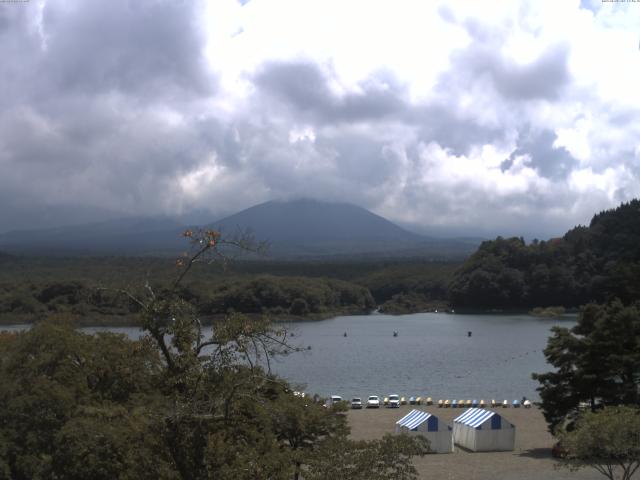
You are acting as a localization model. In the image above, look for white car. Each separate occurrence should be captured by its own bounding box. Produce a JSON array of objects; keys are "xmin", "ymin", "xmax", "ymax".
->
[
  {"xmin": 388, "ymin": 394, "xmax": 400, "ymax": 408},
  {"xmin": 367, "ymin": 395, "xmax": 381, "ymax": 408},
  {"xmin": 351, "ymin": 397, "xmax": 363, "ymax": 409}
]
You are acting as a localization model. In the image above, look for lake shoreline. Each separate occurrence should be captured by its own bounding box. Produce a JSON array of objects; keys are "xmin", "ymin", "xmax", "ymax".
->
[{"xmin": 0, "ymin": 306, "xmax": 578, "ymax": 328}]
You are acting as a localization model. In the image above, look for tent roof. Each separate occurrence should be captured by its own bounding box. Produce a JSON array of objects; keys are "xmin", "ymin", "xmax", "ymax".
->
[
  {"xmin": 454, "ymin": 408, "xmax": 497, "ymax": 428},
  {"xmin": 396, "ymin": 409, "xmax": 432, "ymax": 429}
]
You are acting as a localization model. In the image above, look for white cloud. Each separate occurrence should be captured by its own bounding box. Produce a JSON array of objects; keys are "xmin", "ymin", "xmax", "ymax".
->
[{"xmin": 0, "ymin": 0, "xmax": 639, "ymax": 237}]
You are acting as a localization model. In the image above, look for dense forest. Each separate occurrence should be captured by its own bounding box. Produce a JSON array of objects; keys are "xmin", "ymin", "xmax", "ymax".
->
[
  {"xmin": 2, "ymin": 199, "xmax": 640, "ymax": 323},
  {"xmin": 0, "ymin": 255, "xmax": 455, "ymax": 324},
  {"xmin": 449, "ymin": 200, "xmax": 640, "ymax": 309}
]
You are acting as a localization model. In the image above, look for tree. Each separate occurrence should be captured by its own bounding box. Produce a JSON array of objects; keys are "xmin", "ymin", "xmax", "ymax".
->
[
  {"xmin": 0, "ymin": 229, "xmax": 430, "ymax": 479},
  {"xmin": 0, "ymin": 317, "xmax": 167, "ymax": 479},
  {"xmin": 557, "ymin": 406, "xmax": 640, "ymax": 480},
  {"xmin": 271, "ymin": 394, "xmax": 349, "ymax": 480},
  {"xmin": 533, "ymin": 301, "xmax": 640, "ymax": 433},
  {"xmin": 304, "ymin": 434, "xmax": 430, "ymax": 480}
]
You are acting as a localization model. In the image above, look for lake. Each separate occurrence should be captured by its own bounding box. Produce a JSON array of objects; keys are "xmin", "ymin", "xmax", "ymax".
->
[{"xmin": 2, "ymin": 312, "xmax": 574, "ymax": 402}]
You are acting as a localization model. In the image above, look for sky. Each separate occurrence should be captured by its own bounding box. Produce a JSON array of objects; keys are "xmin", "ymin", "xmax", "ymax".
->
[{"xmin": 0, "ymin": 0, "xmax": 639, "ymax": 238}]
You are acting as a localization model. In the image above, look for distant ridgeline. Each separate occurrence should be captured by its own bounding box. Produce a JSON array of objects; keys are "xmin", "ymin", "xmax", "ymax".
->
[{"xmin": 449, "ymin": 200, "xmax": 640, "ymax": 309}]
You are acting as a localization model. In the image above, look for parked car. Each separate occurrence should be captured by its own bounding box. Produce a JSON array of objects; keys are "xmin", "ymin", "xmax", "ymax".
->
[
  {"xmin": 366, "ymin": 395, "xmax": 380, "ymax": 408},
  {"xmin": 323, "ymin": 395, "xmax": 343, "ymax": 407},
  {"xmin": 387, "ymin": 394, "xmax": 400, "ymax": 408},
  {"xmin": 351, "ymin": 397, "xmax": 363, "ymax": 409}
]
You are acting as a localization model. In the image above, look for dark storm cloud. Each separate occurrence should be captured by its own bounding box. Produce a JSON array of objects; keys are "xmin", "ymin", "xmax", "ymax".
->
[
  {"xmin": 412, "ymin": 104, "xmax": 505, "ymax": 156},
  {"xmin": 505, "ymin": 129, "xmax": 578, "ymax": 180},
  {"xmin": 253, "ymin": 59, "xmax": 507, "ymax": 156},
  {"xmin": 38, "ymin": 0, "xmax": 214, "ymax": 100},
  {"xmin": 493, "ymin": 44, "xmax": 571, "ymax": 100},
  {"xmin": 253, "ymin": 60, "xmax": 407, "ymax": 123},
  {"xmin": 444, "ymin": 41, "xmax": 571, "ymax": 101},
  {"xmin": 0, "ymin": 0, "xmax": 221, "ymax": 231}
]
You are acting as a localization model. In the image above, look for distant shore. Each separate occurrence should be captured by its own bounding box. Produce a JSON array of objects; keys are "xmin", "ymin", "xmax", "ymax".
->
[{"xmin": 0, "ymin": 307, "xmax": 579, "ymax": 328}]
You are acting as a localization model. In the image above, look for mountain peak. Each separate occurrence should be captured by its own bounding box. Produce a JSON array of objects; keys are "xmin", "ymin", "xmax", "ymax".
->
[{"xmin": 212, "ymin": 198, "xmax": 421, "ymax": 245}]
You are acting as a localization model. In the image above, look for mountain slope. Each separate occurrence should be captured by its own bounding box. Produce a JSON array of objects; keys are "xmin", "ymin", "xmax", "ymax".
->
[
  {"xmin": 212, "ymin": 198, "xmax": 419, "ymax": 242},
  {"xmin": 0, "ymin": 199, "xmax": 479, "ymax": 258}
]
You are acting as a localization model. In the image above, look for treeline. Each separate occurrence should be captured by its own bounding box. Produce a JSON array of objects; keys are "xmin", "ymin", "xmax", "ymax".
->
[
  {"xmin": 0, "ymin": 254, "xmax": 459, "ymax": 324},
  {"xmin": 4, "ymin": 198, "xmax": 640, "ymax": 320},
  {"xmin": 0, "ymin": 276, "xmax": 375, "ymax": 325},
  {"xmin": 204, "ymin": 276, "xmax": 375, "ymax": 318},
  {"xmin": 449, "ymin": 200, "xmax": 640, "ymax": 309}
]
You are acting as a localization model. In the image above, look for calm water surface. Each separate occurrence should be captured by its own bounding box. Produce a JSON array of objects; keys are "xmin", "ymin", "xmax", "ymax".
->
[
  {"xmin": 3, "ymin": 312, "xmax": 574, "ymax": 401},
  {"xmin": 271, "ymin": 312, "xmax": 574, "ymax": 401}
]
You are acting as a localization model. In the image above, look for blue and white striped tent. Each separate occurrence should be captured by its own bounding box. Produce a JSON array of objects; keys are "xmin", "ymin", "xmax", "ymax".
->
[
  {"xmin": 396, "ymin": 409, "xmax": 453, "ymax": 453},
  {"xmin": 453, "ymin": 408, "xmax": 515, "ymax": 452}
]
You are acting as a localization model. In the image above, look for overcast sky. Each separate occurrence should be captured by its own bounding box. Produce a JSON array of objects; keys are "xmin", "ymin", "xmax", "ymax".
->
[{"xmin": 1, "ymin": 0, "xmax": 639, "ymax": 238}]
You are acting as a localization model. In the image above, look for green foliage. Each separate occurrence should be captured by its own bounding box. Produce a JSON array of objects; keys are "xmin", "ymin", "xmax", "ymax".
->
[
  {"xmin": 0, "ymin": 255, "xmax": 461, "ymax": 323},
  {"xmin": 528, "ymin": 306, "xmax": 566, "ymax": 317},
  {"xmin": 533, "ymin": 300, "xmax": 640, "ymax": 433},
  {"xmin": 558, "ymin": 406, "xmax": 640, "ymax": 480},
  {"xmin": 206, "ymin": 275, "xmax": 376, "ymax": 318},
  {"xmin": 0, "ymin": 230, "xmax": 431, "ymax": 479},
  {"xmin": 305, "ymin": 434, "xmax": 430, "ymax": 480},
  {"xmin": 450, "ymin": 200, "xmax": 640, "ymax": 309},
  {"xmin": 0, "ymin": 318, "xmax": 167, "ymax": 479}
]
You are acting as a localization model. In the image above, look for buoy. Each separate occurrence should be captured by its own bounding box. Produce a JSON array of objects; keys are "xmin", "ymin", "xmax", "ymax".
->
[
  {"xmin": 393, "ymin": 331, "xmax": 398, "ymax": 337},
  {"xmin": 468, "ymin": 331, "xmax": 472, "ymax": 337},
  {"xmin": 343, "ymin": 332, "xmax": 347, "ymax": 337}
]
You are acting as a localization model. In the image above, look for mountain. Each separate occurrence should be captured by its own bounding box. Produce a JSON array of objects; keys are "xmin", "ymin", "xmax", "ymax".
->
[
  {"xmin": 209, "ymin": 199, "xmax": 477, "ymax": 258},
  {"xmin": 211, "ymin": 199, "xmax": 417, "ymax": 246},
  {"xmin": 0, "ymin": 199, "xmax": 480, "ymax": 258},
  {"xmin": 0, "ymin": 217, "xmax": 186, "ymax": 255}
]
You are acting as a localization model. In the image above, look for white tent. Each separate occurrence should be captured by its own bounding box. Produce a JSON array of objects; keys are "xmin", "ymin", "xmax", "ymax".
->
[
  {"xmin": 395, "ymin": 409, "xmax": 453, "ymax": 453},
  {"xmin": 453, "ymin": 408, "xmax": 515, "ymax": 452}
]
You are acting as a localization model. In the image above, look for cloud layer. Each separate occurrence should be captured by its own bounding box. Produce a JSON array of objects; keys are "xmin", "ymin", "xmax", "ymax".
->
[{"xmin": 1, "ymin": 0, "xmax": 639, "ymax": 237}]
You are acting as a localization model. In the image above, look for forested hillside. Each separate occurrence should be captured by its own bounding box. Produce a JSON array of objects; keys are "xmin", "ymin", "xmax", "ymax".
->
[
  {"xmin": 449, "ymin": 200, "xmax": 640, "ymax": 309},
  {"xmin": 0, "ymin": 256, "xmax": 445, "ymax": 324}
]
